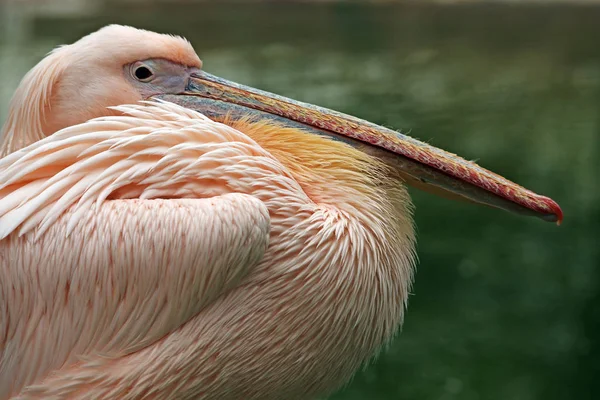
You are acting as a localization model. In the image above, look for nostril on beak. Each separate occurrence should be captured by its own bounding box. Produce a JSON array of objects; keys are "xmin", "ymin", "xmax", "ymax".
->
[{"xmin": 188, "ymin": 68, "xmax": 202, "ymax": 79}]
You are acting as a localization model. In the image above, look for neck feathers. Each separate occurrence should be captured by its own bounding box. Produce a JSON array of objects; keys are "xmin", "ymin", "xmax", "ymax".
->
[
  {"xmin": 221, "ymin": 118, "xmax": 389, "ymax": 207},
  {"xmin": 1, "ymin": 48, "xmax": 65, "ymax": 157}
]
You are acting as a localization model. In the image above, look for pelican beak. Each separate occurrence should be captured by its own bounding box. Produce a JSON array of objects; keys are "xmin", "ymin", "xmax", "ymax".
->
[{"xmin": 157, "ymin": 70, "xmax": 563, "ymax": 225}]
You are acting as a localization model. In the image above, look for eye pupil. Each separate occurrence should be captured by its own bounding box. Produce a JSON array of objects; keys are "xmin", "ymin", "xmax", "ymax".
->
[{"xmin": 134, "ymin": 66, "xmax": 153, "ymax": 81}]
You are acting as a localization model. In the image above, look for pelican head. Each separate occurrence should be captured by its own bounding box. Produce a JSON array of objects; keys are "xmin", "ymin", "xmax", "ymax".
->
[
  {"xmin": 1, "ymin": 24, "xmax": 562, "ymax": 224},
  {"xmin": 0, "ymin": 25, "xmax": 202, "ymax": 155}
]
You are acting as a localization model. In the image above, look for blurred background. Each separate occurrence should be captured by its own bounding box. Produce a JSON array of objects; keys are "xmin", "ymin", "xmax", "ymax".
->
[{"xmin": 1, "ymin": 0, "xmax": 598, "ymax": 399}]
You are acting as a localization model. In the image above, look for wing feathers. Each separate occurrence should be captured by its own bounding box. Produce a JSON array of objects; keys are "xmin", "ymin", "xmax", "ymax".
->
[
  {"xmin": 1, "ymin": 196, "xmax": 270, "ymax": 397},
  {"xmin": 0, "ymin": 101, "xmax": 270, "ymax": 240},
  {"xmin": 0, "ymin": 101, "xmax": 274, "ymax": 396}
]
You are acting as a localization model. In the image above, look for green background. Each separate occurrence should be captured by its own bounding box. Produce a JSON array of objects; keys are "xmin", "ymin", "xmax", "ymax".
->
[{"xmin": 1, "ymin": 2, "xmax": 597, "ymax": 399}]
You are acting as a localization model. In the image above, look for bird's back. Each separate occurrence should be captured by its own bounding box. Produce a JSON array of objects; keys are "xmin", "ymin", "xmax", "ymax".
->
[{"xmin": 0, "ymin": 102, "xmax": 415, "ymax": 399}]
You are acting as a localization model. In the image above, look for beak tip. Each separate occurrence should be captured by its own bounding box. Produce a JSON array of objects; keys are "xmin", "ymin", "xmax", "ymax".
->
[
  {"xmin": 544, "ymin": 197, "xmax": 563, "ymax": 226},
  {"xmin": 555, "ymin": 208, "xmax": 564, "ymax": 227}
]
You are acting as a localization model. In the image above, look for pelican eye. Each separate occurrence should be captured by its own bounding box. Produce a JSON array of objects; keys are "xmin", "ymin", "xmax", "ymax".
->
[{"xmin": 133, "ymin": 65, "xmax": 154, "ymax": 82}]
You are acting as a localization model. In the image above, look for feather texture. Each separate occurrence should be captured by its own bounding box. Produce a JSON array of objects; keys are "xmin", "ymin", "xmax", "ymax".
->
[{"xmin": 1, "ymin": 99, "xmax": 415, "ymax": 399}]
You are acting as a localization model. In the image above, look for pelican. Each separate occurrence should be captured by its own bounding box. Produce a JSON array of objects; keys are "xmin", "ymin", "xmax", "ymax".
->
[{"xmin": 0, "ymin": 25, "xmax": 562, "ymax": 399}]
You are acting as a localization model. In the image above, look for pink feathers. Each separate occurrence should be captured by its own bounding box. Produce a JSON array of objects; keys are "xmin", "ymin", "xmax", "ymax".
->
[
  {"xmin": 0, "ymin": 25, "xmax": 416, "ymax": 399},
  {"xmin": 0, "ymin": 101, "xmax": 272, "ymax": 240}
]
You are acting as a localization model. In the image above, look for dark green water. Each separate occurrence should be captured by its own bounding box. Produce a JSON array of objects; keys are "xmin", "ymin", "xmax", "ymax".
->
[{"xmin": 6, "ymin": 2, "xmax": 600, "ymax": 399}]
